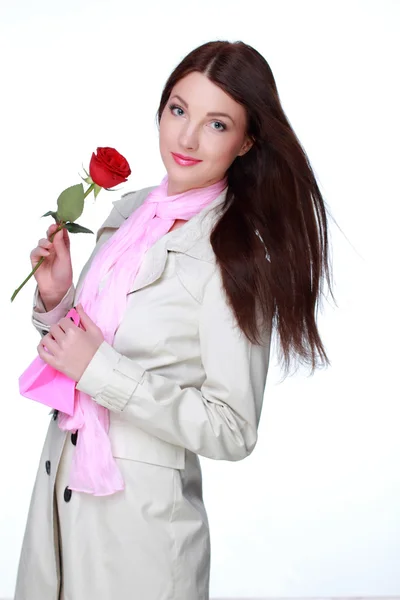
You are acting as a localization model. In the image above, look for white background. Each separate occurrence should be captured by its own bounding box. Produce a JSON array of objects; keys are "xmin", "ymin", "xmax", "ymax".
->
[{"xmin": 0, "ymin": 0, "xmax": 399, "ymax": 598}]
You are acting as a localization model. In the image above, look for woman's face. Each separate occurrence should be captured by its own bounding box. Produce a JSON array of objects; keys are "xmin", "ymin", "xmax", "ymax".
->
[{"xmin": 159, "ymin": 72, "xmax": 252, "ymax": 195}]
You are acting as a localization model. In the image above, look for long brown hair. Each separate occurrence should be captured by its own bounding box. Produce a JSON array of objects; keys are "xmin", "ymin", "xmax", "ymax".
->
[{"xmin": 157, "ymin": 41, "xmax": 333, "ymax": 373}]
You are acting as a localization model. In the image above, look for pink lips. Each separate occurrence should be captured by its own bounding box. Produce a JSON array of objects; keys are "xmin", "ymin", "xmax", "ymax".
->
[{"xmin": 171, "ymin": 152, "xmax": 202, "ymax": 167}]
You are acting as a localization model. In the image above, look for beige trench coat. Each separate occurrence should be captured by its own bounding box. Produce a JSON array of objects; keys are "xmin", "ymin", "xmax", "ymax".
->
[{"xmin": 14, "ymin": 186, "xmax": 271, "ymax": 600}]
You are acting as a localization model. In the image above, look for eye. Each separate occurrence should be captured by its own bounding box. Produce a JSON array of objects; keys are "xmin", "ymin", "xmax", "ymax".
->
[
  {"xmin": 169, "ymin": 104, "xmax": 185, "ymax": 117},
  {"xmin": 210, "ymin": 120, "xmax": 226, "ymax": 132}
]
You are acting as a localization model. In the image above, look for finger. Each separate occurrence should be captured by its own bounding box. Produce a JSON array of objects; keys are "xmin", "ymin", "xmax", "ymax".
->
[
  {"xmin": 39, "ymin": 335, "xmax": 59, "ymax": 356},
  {"xmin": 47, "ymin": 223, "xmax": 59, "ymax": 238},
  {"xmin": 30, "ymin": 247, "xmax": 51, "ymax": 262},
  {"xmin": 30, "ymin": 238, "xmax": 53, "ymax": 260},
  {"xmin": 75, "ymin": 304, "xmax": 96, "ymax": 332},
  {"xmin": 52, "ymin": 228, "xmax": 70, "ymax": 256},
  {"xmin": 48, "ymin": 323, "xmax": 68, "ymax": 343},
  {"xmin": 38, "ymin": 237, "xmax": 53, "ymax": 249},
  {"xmin": 62, "ymin": 227, "xmax": 71, "ymax": 251},
  {"xmin": 37, "ymin": 343, "xmax": 57, "ymax": 368},
  {"xmin": 58, "ymin": 316, "xmax": 78, "ymax": 332}
]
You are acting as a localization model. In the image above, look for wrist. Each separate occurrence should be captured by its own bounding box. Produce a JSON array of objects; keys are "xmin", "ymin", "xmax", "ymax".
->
[{"xmin": 40, "ymin": 288, "xmax": 71, "ymax": 312}]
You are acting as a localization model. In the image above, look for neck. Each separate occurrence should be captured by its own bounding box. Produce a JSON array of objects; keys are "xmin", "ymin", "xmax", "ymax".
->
[{"xmin": 166, "ymin": 177, "xmax": 226, "ymax": 197}]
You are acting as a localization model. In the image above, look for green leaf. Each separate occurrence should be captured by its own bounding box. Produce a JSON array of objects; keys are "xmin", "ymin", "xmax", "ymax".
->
[
  {"xmin": 64, "ymin": 222, "xmax": 94, "ymax": 234},
  {"xmin": 93, "ymin": 183, "xmax": 102, "ymax": 199},
  {"xmin": 41, "ymin": 210, "xmax": 58, "ymax": 221},
  {"xmin": 56, "ymin": 183, "xmax": 85, "ymax": 222}
]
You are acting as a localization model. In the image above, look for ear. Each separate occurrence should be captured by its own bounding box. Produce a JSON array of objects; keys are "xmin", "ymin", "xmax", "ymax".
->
[{"xmin": 237, "ymin": 135, "xmax": 254, "ymax": 157}]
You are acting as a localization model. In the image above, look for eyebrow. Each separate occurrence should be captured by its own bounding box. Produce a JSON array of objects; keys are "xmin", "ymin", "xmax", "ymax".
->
[{"xmin": 170, "ymin": 94, "xmax": 235, "ymax": 124}]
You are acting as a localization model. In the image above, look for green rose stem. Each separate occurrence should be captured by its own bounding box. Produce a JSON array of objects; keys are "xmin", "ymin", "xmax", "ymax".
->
[{"xmin": 10, "ymin": 183, "xmax": 96, "ymax": 302}]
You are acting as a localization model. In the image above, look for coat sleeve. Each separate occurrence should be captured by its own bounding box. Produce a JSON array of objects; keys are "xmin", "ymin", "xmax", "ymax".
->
[
  {"xmin": 32, "ymin": 285, "xmax": 76, "ymax": 336},
  {"xmin": 76, "ymin": 269, "xmax": 271, "ymax": 461}
]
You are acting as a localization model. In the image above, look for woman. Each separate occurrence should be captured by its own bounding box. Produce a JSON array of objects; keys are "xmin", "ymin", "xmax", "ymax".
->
[{"xmin": 15, "ymin": 41, "xmax": 332, "ymax": 600}]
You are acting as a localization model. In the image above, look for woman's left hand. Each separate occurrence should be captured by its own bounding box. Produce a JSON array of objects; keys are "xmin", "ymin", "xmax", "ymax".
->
[{"xmin": 37, "ymin": 304, "xmax": 105, "ymax": 382}]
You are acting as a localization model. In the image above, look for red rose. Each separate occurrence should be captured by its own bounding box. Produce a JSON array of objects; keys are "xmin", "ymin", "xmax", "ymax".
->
[{"xmin": 89, "ymin": 147, "xmax": 131, "ymax": 189}]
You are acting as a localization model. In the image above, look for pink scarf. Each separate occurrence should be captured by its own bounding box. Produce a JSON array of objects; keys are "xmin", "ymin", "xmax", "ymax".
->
[{"xmin": 57, "ymin": 175, "xmax": 227, "ymax": 495}]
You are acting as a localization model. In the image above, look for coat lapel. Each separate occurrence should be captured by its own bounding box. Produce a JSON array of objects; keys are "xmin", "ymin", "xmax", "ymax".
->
[
  {"xmin": 96, "ymin": 186, "xmax": 156, "ymax": 240},
  {"xmin": 95, "ymin": 185, "xmax": 228, "ymax": 295}
]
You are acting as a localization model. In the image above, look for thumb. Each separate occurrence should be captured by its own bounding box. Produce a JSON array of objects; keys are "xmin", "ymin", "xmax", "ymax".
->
[
  {"xmin": 75, "ymin": 304, "xmax": 99, "ymax": 332},
  {"xmin": 52, "ymin": 227, "xmax": 69, "ymax": 255},
  {"xmin": 62, "ymin": 226, "xmax": 71, "ymax": 251}
]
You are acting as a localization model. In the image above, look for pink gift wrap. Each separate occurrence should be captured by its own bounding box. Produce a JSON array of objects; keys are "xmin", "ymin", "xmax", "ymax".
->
[{"xmin": 18, "ymin": 308, "xmax": 80, "ymax": 416}]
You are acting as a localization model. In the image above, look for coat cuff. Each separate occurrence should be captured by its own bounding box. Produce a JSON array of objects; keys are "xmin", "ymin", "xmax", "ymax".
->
[
  {"xmin": 76, "ymin": 341, "xmax": 145, "ymax": 412},
  {"xmin": 32, "ymin": 285, "xmax": 75, "ymax": 331}
]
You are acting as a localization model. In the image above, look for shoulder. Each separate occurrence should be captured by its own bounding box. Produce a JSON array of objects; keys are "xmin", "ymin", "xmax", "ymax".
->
[
  {"xmin": 112, "ymin": 185, "xmax": 156, "ymax": 218},
  {"xmin": 96, "ymin": 185, "xmax": 156, "ymax": 240}
]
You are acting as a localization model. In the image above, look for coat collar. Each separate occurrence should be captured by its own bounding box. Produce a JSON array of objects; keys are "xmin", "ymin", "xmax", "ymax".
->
[
  {"xmin": 105, "ymin": 185, "xmax": 228, "ymax": 264},
  {"xmin": 96, "ymin": 185, "xmax": 228, "ymax": 295}
]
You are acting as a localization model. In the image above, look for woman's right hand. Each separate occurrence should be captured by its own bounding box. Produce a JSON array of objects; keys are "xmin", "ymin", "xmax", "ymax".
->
[{"xmin": 30, "ymin": 223, "xmax": 73, "ymax": 311}]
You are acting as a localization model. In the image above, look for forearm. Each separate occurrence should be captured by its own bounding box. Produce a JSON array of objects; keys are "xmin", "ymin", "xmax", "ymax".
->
[
  {"xmin": 76, "ymin": 268, "xmax": 270, "ymax": 461},
  {"xmin": 76, "ymin": 340, "xmax": 268, "ymax": 462}
]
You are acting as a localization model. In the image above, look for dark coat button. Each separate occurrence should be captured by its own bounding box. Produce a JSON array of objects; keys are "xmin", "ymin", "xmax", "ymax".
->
[
  {"xmin": 71, "ymin": 432, "xmax": 78, "ymax": 446},
  {"xmin": 45, "ymin": 460, "xmax": 51, "ymax": 475},
  {"xmin": 64, "ymin": 487, "xmax": 72, "ymax": 503},
  {"xmin": 53, "ymin": 410, "xmax": 59, "ymax": 421}
]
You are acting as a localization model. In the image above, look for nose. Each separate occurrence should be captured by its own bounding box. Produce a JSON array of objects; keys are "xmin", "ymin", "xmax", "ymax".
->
[{"xmin": 178, "ymin": 123, "xmax": 199, "ymax": 152}]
